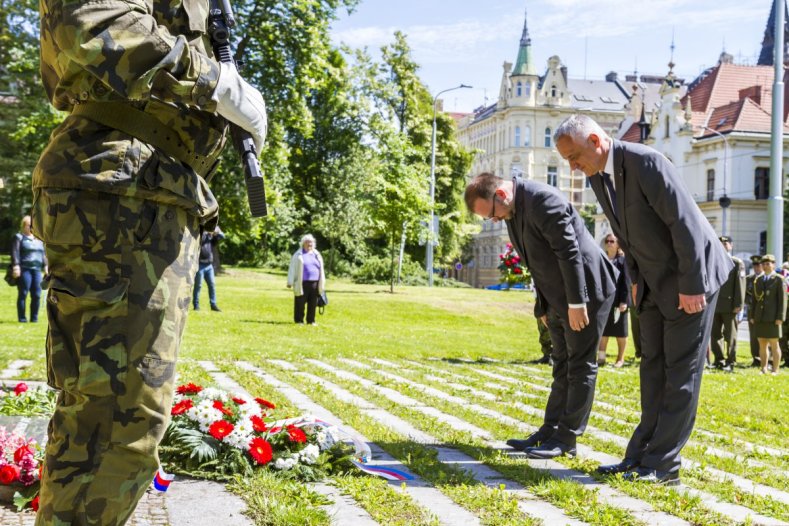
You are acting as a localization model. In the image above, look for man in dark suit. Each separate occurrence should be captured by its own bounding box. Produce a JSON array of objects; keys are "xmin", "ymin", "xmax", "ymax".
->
[
  {"xmin": 710, "ymin": 236, "xmax": 745, "ymax": 371},
  {"xmin": 465, "ymin": 172, "xmax": 617, "ymax": 459},
  {"xmin": 745, "ymin": 255, "xmax": 764, "ymax": 367},
  {"xmin": 555, "ymin": 115, "xmax": 732, "ymax": 485}
]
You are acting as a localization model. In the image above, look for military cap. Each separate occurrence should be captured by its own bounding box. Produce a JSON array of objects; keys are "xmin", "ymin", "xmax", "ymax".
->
[
  {"xmin": 761, "ymin": 254, "xmax": 776, "ymax": 263},
  {"xmin": 751, "ymin": 255, "xmax": 763, "ymax": 264},
  {"xmin": 719, "ymin": 235, "xmax": 732, "ymax": 243}
]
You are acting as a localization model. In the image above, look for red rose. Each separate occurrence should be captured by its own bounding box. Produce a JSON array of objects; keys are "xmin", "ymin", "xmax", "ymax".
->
[
  {"xmin": 286, "ymin": 425, "xmax": 307, "ymax": 443},
  {"xmin": 13, "ymin": 445, "xmax": 34, "ymax": 464},
  {"xmin": 514, "ymin": 267, "xmax": 522, "ymax": 274},
  {"xmin": 255, "ymin": 397, "xmax": 276, "ymax": 410},
  {"xmin": 231, "ymin": 397, "xmax": 246, "ymax": 405},
  {"xmin": 31, "ymin": 494, "xmax": 39, "ymax": 512},
  {"xmin": 212, "ymin": 400, "xmax": 233, "ymax": 416},
  {"xmin": 171, "ymin": 399, "xmax": 193, "ymax": 416},
  {"xmin": 208, "ymin": 420, "xmax": 234, "ymax": 440},
  {"xmin": 250, "ymin": 415, "xmax": 268, "ymax": 433},
  {"xmin": 176, "ymin": 383, "xmax": 203, "ymax": 395},
  {"xmin": 13, "ymin": 383, "xmax": 28, "ymax": 396},
  {"xmin": 248, "ymin": 438, "xmax": 273, "ymax": 465},
  {"xmin": 0, "ymin": 465, "xmax": 19, "ymax": 484}
]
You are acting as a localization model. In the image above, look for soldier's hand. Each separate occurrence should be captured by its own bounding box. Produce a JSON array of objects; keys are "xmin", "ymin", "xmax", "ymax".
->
[
  {"xmin": 777, "ymin": 319, "xmax": 783, "ymax": 326},
  {"xmin": 618, "ymin": 303, "xmax": 627, "ymax": 312},
  {"xmin": 213, "ymin": 62, "xmax": 268, "ymax": 154},
  {"xmin": 734, "ymin": 307, "xmax": 741, "ymax": 314}
]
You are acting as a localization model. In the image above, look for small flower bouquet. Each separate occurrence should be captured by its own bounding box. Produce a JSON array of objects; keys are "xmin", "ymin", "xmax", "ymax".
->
[
  {"xmin": 498, "ymin": 243, "xmax": 530, "ymax": 289},
  {"xmin": 159, "ymin": 383, "xmax": 354, "ymax": 481},
  {"xmin": 0, "ymin": 427, "xmax": 41, "ymax": 511}
]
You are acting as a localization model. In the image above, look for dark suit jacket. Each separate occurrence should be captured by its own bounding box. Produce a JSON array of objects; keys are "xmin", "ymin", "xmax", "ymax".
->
[
  {"xmin": 590, "ymin": 140, "xmax": 733, "ymax": 319},
  {"xmin": 505, "ymin": 177, "xmax": 617, "ymax": 320},
  {"xmin": 715, "ymin": 255, "xmax": 745, "ymax": 314}
]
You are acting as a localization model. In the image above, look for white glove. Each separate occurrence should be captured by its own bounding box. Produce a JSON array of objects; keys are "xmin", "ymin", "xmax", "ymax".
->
[{"xmin": 212, "ymin": 62, "xmax": 268, "ymax": 154}]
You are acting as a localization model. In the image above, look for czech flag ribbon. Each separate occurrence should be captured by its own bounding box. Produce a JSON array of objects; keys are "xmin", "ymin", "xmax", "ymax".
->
[
  {"xmin": 153, "ymin": 467, "xmax": 175, "ymax": 492},
  {"xmin": 350, "ymin": 460, "xmax": 414, "ymax": 481}
]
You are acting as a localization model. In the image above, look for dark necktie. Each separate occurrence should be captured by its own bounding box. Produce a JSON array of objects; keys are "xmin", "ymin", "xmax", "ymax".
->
[{"xmin": 601, "ymin": 172, "xmax": 618, "ymax": 219}]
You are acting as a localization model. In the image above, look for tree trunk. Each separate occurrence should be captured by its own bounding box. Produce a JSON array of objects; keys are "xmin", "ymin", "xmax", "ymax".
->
[{"xmin": 389, "ymin": 228, "xmax": 396, "ymax": 294}]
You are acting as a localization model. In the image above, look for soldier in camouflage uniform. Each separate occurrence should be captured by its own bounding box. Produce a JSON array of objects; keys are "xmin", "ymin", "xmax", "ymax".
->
[{"xmin": 33, "ymin": 0, "xmax": 267, "ymax": 523}]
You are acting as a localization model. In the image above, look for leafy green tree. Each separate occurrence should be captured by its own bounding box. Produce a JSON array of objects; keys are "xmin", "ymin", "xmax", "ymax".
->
[{"xmin": 0, "ymin": 0, "xmax": 60, "ymax": 246}]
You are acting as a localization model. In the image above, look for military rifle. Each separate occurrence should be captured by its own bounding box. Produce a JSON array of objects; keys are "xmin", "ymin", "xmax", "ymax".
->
[{"xmin": 208, "ymin": 0, "xmax": 268, "ymax": 217}]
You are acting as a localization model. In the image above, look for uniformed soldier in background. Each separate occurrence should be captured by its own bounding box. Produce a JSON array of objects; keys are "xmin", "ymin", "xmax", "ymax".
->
[
  {"xmin": 745, "ymin": 255, "xmax": 764, "ymax": 367},
  {"xmin": 32, "ymin": 0, "xmax": 267, "ymax": 523},
  {"xmin": 710, "ymin": 236, "xmax": 745, "ymax": 371}
]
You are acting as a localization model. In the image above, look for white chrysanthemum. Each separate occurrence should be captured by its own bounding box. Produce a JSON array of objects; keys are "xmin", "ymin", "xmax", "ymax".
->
[
  {"xmin": 299, "ymin": 444, "xmax": 320, "ymax": 465},
  {"xmin": 187, "ymin": 400, "xmax": 224, "ymax": 432},
  {"xmin": 172, "ymin": 393, "xmax": 185, "ymax": 404},
  {"xmin": 225, "ymin": 426, "xmax": 254, "ymax": 450},
  {"xmin": 237, "ymin": 402, "xmax": 262, "ymax": 419},
  {"xmin": 273, "ymin": 456, "xmax": 298, "ymax": 471},
  {"xmin": 197, "ymin": 387, "xmax": 228, "ymax": 402}
]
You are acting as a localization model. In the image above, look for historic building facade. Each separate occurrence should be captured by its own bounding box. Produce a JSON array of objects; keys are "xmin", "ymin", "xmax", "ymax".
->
[{"xmin": 455, "ymin": 10, "xmax": 630, "ymax": 287}]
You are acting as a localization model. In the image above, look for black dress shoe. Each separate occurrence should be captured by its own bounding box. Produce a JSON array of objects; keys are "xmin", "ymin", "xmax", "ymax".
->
[
  {"xmin": 596, "ymin": 458, "xmax": 639, "ymax": 475},
  {"xmin": 534, "ymin": 355, "xmax": 552, "ymax": 365},
  {"xmin": 525, "ymin": 439, "xmax": 576, "ymax": 459},
  {"xmin": 622, "ymin": 466, "xmax": 680, "ymax": 486},
  {"xmin": 507, "ymin": 431, "xmax": 547, "ymax": 451},
  {"xmin": 751, "ymin": 359, "xmax": 761, "ymax": 367}
]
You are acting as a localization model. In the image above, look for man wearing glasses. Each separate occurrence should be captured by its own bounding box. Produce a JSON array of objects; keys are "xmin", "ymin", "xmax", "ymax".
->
[{"xmin": 465, "ymin": 172, "xmax": 617, "ymax": 458}]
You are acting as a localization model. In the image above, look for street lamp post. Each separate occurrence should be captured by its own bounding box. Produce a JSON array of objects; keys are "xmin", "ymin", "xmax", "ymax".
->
[
  {"xmin": 427, "ymin": 84, "xmax": 472, "ymax": 287},
  {"xmin": 702, "ymin": 126, "xmax": 730, "ymax": 236}
]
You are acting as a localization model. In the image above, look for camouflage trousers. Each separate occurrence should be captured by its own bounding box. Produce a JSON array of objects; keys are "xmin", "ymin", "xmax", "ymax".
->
[{"xmin": 31, "ymin": 188, "xmax": 200, "ymax": 526}]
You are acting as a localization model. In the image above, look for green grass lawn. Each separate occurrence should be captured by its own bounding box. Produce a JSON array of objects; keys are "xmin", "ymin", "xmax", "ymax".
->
[{"xmin": 2, "ymin": 266, "xmax": 788, "ymax": 525}]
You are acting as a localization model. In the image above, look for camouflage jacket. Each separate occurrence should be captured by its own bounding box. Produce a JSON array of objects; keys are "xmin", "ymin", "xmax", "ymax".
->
[{"xmin": 34, "ymin": 0, "xmax": 226, "ymax": 220}]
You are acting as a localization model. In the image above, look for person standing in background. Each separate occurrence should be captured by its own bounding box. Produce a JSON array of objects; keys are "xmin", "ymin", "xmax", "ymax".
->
[
  {"xmin": 709, "ymin": 236, "xmax": 745, "ymax": 371},
  {"xmin": 10, "ymin": 215, "xmax": 47, "ymax": 323},
  {"xmin": 193, "ymin": 225, "xmax": 225, "ymax": 312},
  {"xmin": 598, "ymin": 233, "xmax": 629, "ymax": 367},
  {"xmin": 287, "ymin": 234, "xmax": 326, "ymax": 325},
  {"xmin": 745, "ymin": 255, "xmax": 764, "ymax": 367},
  {"xmin": 750, "ymin": 254, "xmax": 786, "ymax": 375}
]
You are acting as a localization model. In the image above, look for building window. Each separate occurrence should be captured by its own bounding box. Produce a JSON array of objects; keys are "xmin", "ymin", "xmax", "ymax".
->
[
  {"xmin": 514, "ymin": 126, "xmax": 521, "ymax": 147},
  {"xmin": 585, "ymin": 177, "xmax": 592, "ymax": 188},
  {"xmin": 550, "ymin": 85, "xmax": 557, "ymax": 98},
  {"xmin": 525, "ymin": 83, "xmax": 531, "ymax": 97},
  {"xmin": 706, "ymin": 169, "xmax": 715, "ymax": 201},
  {"xmin": 516, "ymin": 81, "xmax": 522, "ymax": 97},
  {"xmin": 544, "ymin": 127, "xmax": 552, "ymax": 147},
  {"xmin": 547, "ymin": 166, "xmax": 558, "ymax": 187},
  {"xmin": 755, "ymin": 167, "xmax": 769, "ymax": 199},
  {"xmin": 524, "ymin": 126, "xmax": 531, "ymax": 146},
  {"xmin": 759, "ymin": 230, "xmax": 767, "ymax": 255}
]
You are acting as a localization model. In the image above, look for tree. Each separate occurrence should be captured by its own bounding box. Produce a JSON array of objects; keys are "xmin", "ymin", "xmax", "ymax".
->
[{"xmin": 0, "ymin": 0, "xmax": 60, "ymax": 247}]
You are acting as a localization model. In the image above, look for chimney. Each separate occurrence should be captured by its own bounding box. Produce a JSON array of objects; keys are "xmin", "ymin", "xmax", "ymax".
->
[
  {"xmin": 739, "ymin": 85, "xmax": 762, "ymax": 105},
  {"xmin": 605, "ymin": 71, "xmax": 618, "ymax": 82}
]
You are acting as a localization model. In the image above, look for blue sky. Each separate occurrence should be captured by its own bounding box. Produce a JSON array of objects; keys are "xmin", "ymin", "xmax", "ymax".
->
[{"xmin": 331, "ymin": 0, "xmax": 776, "ymax": 113}]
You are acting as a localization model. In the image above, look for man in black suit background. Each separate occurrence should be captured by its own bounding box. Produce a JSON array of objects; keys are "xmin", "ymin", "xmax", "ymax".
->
[
  {"xmin": 465, "ymin": 173, "xmax": 617, "ymax": 459},
  {"xmin": 555, "ymin": 115, "xmax": 732, "ymax": 485}
]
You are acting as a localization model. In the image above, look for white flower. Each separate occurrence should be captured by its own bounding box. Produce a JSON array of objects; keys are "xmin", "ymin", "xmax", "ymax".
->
[
  {"xmin": 197, "ymin": 387, "xmax": 228, "ymax": 402},
  {"xmin": 187, "ymin": 400, "xmax": 224, "ymax": 432},
  {"xmin": 273, "ymin": 456, "xmax": 298, "ymax": 471},
  {"xmin": 299, "ymin": 444, "xmax": 320, "ymax": 465}
]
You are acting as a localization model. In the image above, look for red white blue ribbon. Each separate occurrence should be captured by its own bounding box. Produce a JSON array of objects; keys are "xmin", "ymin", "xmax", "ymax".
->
[
  {"xmin": 153, "ymin": 467, "xmax": 175, "ymax": 492},
  {"xmin": 350, "ymin": 460, "xmax": 414, "ymax": 481}
]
